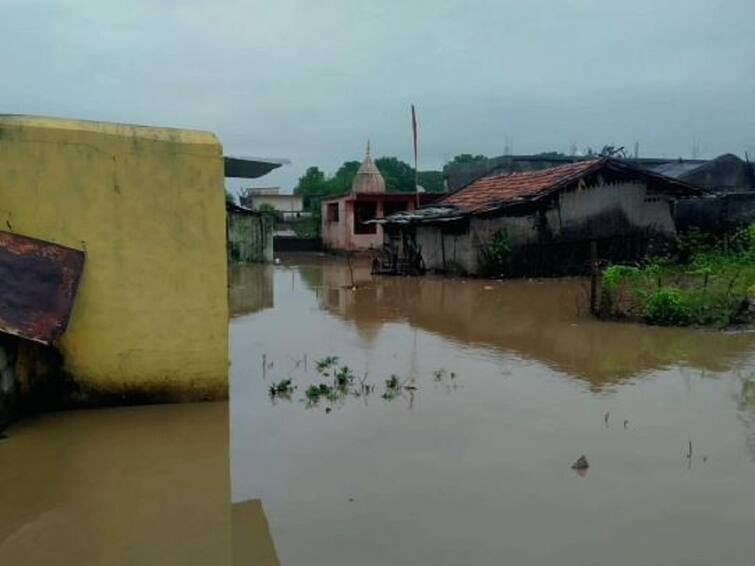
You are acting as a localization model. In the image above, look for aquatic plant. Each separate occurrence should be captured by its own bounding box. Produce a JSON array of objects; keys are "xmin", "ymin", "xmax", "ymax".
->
[
  {"xmin": 386, "ymin": 375, "xmax": 401, "ymax": 390},
  {"xmin": 316, "ymin": 356, "xmax": 340, "ymax": 374},
  {"xmin": 269, "ymin": 379, "xmax": 294, "ymax": 398},
  {"xmin": 335, "ymin": 366, "xmax": 355, "ymax": 389},
  {"xmin": 353, "ymin": 372, "xmax": 374, "ymax": 397},
  {"xmin": 433, "ymin": 368, "xmax": 457, "ymax": 381},
  {"xmin": 381, "ymin": 375, "xmax": 404, "ymax": 400},
  {"xmin": 305, "ymin": 383, "xmax": 331, "ymax": 403}
]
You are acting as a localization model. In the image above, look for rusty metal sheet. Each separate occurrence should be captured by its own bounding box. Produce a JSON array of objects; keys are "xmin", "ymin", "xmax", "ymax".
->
[{"xmin": 0, "ymin": 231, "xmax": 85, "ymax": 345}]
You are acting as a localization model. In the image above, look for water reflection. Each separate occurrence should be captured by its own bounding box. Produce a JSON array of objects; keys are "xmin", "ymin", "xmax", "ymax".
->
[
  {"xmin": 737, "ymin": 377, "xmax": 755, "ymax": 461},
  {"xmin": 288, "ymin": 255, "xmax": 755, "ymax": 388},
  {"xmin": 0, "ymin": 403, "xmax": 280, "ymax": 566},
  {"xmin": 229, "ymin": 255, "xmax": 755, "ymax": 566},
  {"xmin": 229, "ymin": 263, "xmax": 275, "ymax": 317}
]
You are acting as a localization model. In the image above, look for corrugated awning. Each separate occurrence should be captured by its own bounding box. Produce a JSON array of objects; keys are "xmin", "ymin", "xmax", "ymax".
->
[
  {"xmin": 366, "ymin": 207, "xmax": 467, "ymax": 225},
  {"xmin": 224, "ymin": 156, "xmax": 290, "ymax": 179},
  {"xmin": 0, "ymin": 232, "xmax": 85, "ymax": 345}
]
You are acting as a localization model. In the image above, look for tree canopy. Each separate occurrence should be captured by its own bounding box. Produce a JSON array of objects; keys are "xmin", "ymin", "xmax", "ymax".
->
[
  {"xmin": 446, "ymin": 153, "xmax": 488, "ymax": 167},
  {"xmin": 294, "ymin": 157, "xmax": 445, "ymax": 211}
]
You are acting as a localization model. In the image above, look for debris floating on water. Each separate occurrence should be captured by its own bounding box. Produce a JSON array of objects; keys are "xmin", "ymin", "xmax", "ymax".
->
[
  {"xmin": 624, "ymin": 419, "xmax": 629, "ymax": 429},
  {"xmin": 604, "ymin": 411, "xmax": 610, "ymax": 426},
  {"xmin": 571, "ymin": 455, "xmax": 590, "ymax": 470}
]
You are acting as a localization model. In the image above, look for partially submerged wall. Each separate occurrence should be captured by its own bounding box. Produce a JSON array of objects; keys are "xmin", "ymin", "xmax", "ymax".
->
[
  {"xmin": 0, "ymin": 115, "xmax": 229, "ymax": 402},
  {"xmin": 417, "ymin": 181, "xmax": 677, "ymax": 275},
  {"xmin": 228, "ymin": 210, "xmax": 274, "ymax": 263}
]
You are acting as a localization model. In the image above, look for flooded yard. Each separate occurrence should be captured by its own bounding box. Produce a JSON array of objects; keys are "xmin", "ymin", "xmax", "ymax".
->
[
  {"xmin": 231, "ymin": 254, "xmax": 755, "ymax": 566},
  {"xmin": 2, "ymin": 253, "xmax": 755, "ymax": 565}
]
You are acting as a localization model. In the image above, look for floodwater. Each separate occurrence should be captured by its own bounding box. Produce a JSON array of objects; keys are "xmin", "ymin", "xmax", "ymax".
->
[
  {"xmin": 0, "ymin": 403, "xmax": 279, "ymax": 565},
  {"xmin": 231, "ymin": 255, "xmax": 755, "ymax": 566},
  {"xmin": 2, "ymin": 255, "xmax": 755, "ymax": 565}
]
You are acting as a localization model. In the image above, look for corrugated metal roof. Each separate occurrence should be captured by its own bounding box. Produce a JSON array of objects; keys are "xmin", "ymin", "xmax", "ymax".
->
[
  {"xmin": 224, "ymin": 156, "xmax": 288, "ymax": 179},
  {"xmin": 649, "ymin": 161, "xmax": 704, "ymax": 179},
  {"xmin": 368, "ymin": 207, "xmax": 466, "ymax": 224},
  {"xmin": 0, "ymin": 232, "xmax": 85, "ymax": 345}
]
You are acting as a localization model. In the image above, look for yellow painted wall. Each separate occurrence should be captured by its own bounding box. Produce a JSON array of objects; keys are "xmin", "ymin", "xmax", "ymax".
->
[{"xmin": 0, "ymin": 115, "xmax": 228, "ymax": 400}]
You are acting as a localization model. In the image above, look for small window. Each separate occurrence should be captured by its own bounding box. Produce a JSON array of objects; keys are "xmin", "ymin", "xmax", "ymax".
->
[{"xmin": 327, "ymin": 202, "xmax": 340, "ymax": 222}]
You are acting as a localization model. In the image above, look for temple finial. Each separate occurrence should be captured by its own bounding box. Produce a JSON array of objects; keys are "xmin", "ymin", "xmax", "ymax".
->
[{"xmin": 366, "ymin": 139, "xmax": 371, "ymax": 158}]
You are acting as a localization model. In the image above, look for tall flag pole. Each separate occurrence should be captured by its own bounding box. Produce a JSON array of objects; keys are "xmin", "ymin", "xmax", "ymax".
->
[{"xmin": 411, "ymin": 104, "xmax": 419, "ymax": 209}]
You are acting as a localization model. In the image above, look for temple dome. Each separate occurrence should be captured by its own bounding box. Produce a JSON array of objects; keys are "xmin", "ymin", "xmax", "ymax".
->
[{"xmin": 352, "ymin": 141, "xmax": 385, "ymax": 194}]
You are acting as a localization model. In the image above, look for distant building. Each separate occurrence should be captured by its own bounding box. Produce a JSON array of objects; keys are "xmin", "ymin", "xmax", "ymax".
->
[
  {"xmin": 241, "ymin": 187, "xmax": 307, "ymax": 220},
  {"xmin": 226, "ymin": 203, "xmax": 274, "ymax": 264},
  {"xmin": 671, "ymin": 154, "xmax": 755, "ymax": 232},
  {"xmin": 667, "ymin": 153, "xmax": 755, "ymax": 193},
  {"xmin": 378, "ymin": 158, "xmax": 701, "ymax": 276},
  {"xmin": 321, "ymin": 142, "xmax": 437, "ymax": 252},
  {"xmin": 444, "ymin": 153, "xmax": 755, "ymax": 194}
]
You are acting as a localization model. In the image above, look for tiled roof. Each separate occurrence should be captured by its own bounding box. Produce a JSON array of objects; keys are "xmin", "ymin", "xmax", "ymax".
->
[{"xmin": 440, "ymin": 159, "xmax": 604, "ymax": 213}]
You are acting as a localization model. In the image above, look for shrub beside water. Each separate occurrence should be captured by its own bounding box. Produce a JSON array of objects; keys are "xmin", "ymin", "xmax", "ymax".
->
[
  {"xmin": 643, "ymin": 288, "xmax": 690, "ymax": 326},
  {"xmin": 479, "ymin": 230, "xmax": 512, "ymax": 277},
  {"xmin": 599, "ymin": 225, "xmax": 755, "ymax": 328}
]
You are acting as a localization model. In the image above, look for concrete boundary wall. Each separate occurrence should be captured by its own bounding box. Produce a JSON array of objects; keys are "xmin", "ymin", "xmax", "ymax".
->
[{"xmin": 0, "ymin": 115, "xmax": 229, "ymax": 402}]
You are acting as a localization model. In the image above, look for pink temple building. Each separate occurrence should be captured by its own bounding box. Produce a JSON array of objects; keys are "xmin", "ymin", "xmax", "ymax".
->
[{"xmin": 321, "ymin": 143, "xmax": 431, "ymax": 252}]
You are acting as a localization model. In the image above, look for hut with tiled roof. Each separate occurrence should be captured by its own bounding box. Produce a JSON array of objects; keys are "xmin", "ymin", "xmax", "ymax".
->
[{"xmin": 375, "ymin": 158, "xmax": 701, "ymax": 276}]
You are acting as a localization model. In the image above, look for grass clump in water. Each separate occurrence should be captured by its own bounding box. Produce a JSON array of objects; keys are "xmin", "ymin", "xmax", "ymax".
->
[
  {"xmin": 305, "ymin": 383, "xmax": 336, "ymax": 404},
  {"xmin": 269, "ymin": 379, "xmax": 294, "ymax": 398}
]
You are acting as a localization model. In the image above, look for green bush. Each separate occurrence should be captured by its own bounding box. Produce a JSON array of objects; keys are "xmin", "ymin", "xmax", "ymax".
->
[
  {"xmin": 643, "ymin": 288, "xmax": 690, "ymax": 326},
  {"xmin": 602, "ymin": 265, "xmax": 641, "ymax": 293},
  {"xmin": 599, "ymin": 224, "xmax": 755, "ymax": 328},
  {"xmin": 479, "ymin": 230, "xmax": 512, "ymax": 277}
]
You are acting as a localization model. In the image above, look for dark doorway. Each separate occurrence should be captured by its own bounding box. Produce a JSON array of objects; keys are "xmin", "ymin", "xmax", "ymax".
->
[{"xmin": 353, "ymin": 202, "xmax": 377, "ymax": 234}]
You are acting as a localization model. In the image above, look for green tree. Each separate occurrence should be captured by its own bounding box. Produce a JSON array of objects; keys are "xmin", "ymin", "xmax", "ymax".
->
[
  {"xmin": 294, "ymin": 166, "xmax": 330, "ymax": 210},
  {"xmin": 447, "ymin": 153, "xmax": 488, "ymax": 167},
  {"xmin": 374, "ymin": 156, "xmax": 416, "ymax": 192},
  {"xmin": 330, "ymin": 160, "xmax": 361, "ymax": 193},
  {"xmin": 418, "ymin": 170, "xmax": 444, "ymax": 193}
]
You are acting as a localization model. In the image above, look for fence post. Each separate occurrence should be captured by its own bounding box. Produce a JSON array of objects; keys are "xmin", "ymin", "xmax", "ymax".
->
[{"xmin": 590, "ymin": 240, "xmax": 599, "ymax": 315}]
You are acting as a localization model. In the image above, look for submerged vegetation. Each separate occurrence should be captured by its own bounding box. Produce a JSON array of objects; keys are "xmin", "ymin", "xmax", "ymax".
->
[
  {"xmin": 269, "ymin": 379, "xmax": 294, "ymax": 398},
  {"xmin": 599, "ymin": 226, "xmax": 755, "ymax": 327},
  {"xmin": 266, "ymin": 355, "xmax": 459, "ymax": 411}
]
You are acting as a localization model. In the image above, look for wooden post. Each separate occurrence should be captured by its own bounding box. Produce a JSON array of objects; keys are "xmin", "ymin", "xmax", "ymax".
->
[{"xmin": 590, "ymin": 240, "xmax": 598, "ymax": 315}]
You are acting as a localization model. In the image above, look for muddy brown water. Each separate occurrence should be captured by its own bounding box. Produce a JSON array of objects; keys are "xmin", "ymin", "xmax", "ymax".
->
[
  {"xmin": 2, "ymin": 254, "xmax": 755, "ymax": 565},
  {"xmin": 231, "ymin": 255, "xmax": 755, "ymax": 566}
]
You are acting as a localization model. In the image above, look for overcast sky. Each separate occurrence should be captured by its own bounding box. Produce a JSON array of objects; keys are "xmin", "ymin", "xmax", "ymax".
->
[{"xmin": 3, "ymin": 0, "xmax": 755, "ymax": 194}]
